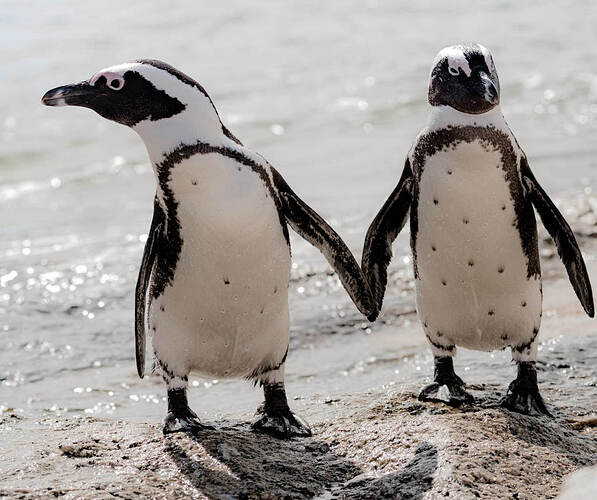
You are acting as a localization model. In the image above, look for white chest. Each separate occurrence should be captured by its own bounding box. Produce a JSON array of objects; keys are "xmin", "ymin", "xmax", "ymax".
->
[
  {"xmin": 149, "ymin": 153, "xmax": 291, "ymax": 377},
  {"xmin": 170, "ymin": 153, "xmax": 288, "ymax": 267},
  {"xmin": 413, "ymin": 140, "xmax": 542, "ymax": 350}
]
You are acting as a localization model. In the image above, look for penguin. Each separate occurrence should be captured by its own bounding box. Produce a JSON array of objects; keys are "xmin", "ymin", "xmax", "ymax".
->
[
  {"xmin": 362, "ymin": 44, "xmax": 594, "ymax": 416},
  {"xmin": 42, "ymin": 59, "xmax": 377, "ymax": 437}
]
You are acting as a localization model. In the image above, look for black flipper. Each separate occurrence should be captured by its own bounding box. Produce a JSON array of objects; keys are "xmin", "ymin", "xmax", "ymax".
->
[
  {"xmin": 271, "ymin": 168, "xmax": 378, "ymax": 321},
  {"xmin": 362, "ymin": 158, "xmax": 413, "ymax": 309},
  {"xmin": 134, "ymin": 198, "xmax": 164, "ymax": 378},
  {"xmin": 520, "ymin": 157, "xmax": 594, "ymax": 317}
]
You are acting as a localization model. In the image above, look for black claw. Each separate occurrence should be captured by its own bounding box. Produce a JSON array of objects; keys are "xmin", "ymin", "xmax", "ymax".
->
[
  {"xmin": 163, "ymin": 388, "xmax": 214, "ymax": 435},
  {"xmin": 418, "ymin": 356, "xmax": 474, "ymax": 407},
  {"xmin": 163, "ymin": 410, "xmax": 213, "ymax": 435},
  {"xmin": 500, "ymin": 361, "xmax": 552, "ymax": 417},
  {"xmin": 251, "ymin": 408, "xmax": 312, "ymax": 439},
  {"xmin": 250, "ymin": 382, "xmax": 312, "ymax": 439}
]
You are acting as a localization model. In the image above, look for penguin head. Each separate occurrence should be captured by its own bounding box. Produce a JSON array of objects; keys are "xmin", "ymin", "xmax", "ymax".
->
[
  {"xmin": 428, "ymin": 44, "xmax": 500, "ymax": 114},
  {"xmin": 42, "ymin": 60, "xmax": 236, "ymax": 156}
]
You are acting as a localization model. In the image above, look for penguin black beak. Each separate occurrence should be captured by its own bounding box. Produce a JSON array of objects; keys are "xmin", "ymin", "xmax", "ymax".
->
[
  {"xmin": 41, "ymin": 82, "xmax": 104, "ymax": 107},
  {"xmin": 479, "ymin": 71, "xmax": 499, "ymax": 106}
]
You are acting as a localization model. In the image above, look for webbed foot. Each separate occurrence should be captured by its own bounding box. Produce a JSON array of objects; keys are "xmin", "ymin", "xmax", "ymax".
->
[
  {"xmin": 251, "ymin": 406, "xmax": 312, "ymax": 439},
  {"xmin": 163, "ymin": 408, "xmax": 213, "ymax": 434},
  {"xmin": 419, "ymin": 381, "xmax": 474, "ymax": 407},
  {"xmin": 163, "ymin": 388, "xmax": 214, "ymax": 435},
  {"xmin": 418, "ymin": 356, "xmax": 474, "ymax": 407},
  {"xmin": 500, "ymin": 361, "xmax": 552, "ymax": 417},
  {"xmin": 250, "ymin": 381, "xmax": 312, "ymax": 439}
]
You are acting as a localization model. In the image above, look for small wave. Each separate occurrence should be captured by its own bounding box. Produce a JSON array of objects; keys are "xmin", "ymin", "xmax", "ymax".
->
[
  {"xmin": 0, "ymin": 157, "xmax": 149, "ymax": 203},
  {"xmin": 0, "ymin": 180, "xmax": 48, "ymax": 202}
]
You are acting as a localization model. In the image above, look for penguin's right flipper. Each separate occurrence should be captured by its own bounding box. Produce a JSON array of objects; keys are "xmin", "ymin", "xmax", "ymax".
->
[
  {"xmin": 270, "ymin": 168, "xmax": 378, "ymax": 321},
  {"xmin": 520, "ymin": 157, "xmax": 594, "ymax": 317},
  {"xmin": 362, "ymin": 158, "xmax": 413, "ymax": 309},
  {"xmin": 134, "ymin": 198, "xmax": 164, "ymax": 378}
]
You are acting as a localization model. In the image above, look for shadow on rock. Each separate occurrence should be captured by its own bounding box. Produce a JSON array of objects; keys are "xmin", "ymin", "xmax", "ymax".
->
[
  {"xmin": 165, "ymin": 424, "xmax": 438, "ymax": 499},
  {"xmin": 165, "ymin": 424, "xmax": 360, "ymax": 498},
  {"xmin": 502, "ymin": 410, "xmax": 597, "ymax": 468},
  {"xmin": 340, "ymin": 442, "xmax": 438, "ymax": 500}
]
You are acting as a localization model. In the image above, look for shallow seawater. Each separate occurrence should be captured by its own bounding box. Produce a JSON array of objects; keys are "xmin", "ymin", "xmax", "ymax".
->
[{"xmin": 1, "ymin": 1, "xmax": 597, "ymax": 424}]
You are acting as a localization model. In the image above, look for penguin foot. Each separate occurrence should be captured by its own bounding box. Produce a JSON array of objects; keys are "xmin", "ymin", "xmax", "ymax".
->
[
  {"xmin": 500, "ymin": 385, "xmax": 551, "ymax": 417},
  {"xmin": 418, "ymin": 380, "xmax": 474, "ymax": 407},
  {"xmin": 163, "ymin": 387, "xmax": 214, "ymax": 435},
  {"xmin": 252, "ymin": 380, "xmax": 312, "ymax": 438},
  {"xmin": 418, "ymin": 356, "xmax": 474, "ymax": 407},
  {"xmin": 500, "ymin": 362, "xmax": 552, "ymax": 417},
  {"xmin": 163, "ymin": 407, "xmax": 214, "ymax": 435},
  {"xmin": 251, "ymin": 406, "xmax": 312, "ymax": 439}
]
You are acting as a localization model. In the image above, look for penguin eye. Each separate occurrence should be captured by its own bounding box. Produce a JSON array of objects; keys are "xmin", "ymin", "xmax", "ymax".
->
[
  {"xmin": 90, "ymin": 71, "xmax": 125, "ymax": 90},
  {"xmin": 448, "ymin": 67, "xmax": 460, "ymax": 76},
  {"xmin": 108, "ymin": 78, "xmax": 124, "ymax": 91}
]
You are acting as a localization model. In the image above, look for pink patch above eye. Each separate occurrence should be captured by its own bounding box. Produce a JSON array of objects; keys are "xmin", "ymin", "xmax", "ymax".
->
[{"xmin": 90, "ymin": 71, "xmax": 125, "ymax": 89}]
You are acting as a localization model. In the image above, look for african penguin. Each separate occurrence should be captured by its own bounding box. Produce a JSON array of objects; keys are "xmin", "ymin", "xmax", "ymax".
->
[
  {"xmin": 42, "ymin": 60, "xmax": 377, "ymax": 437},
  {"xmin": 362, "ymin": 44, "xmax": 594, "ymax": 415}
]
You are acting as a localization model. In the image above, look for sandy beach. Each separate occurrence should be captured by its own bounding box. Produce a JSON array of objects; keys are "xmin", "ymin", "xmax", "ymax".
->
[{"xmin": 2, "ymin": 212, "xmax": 596, "ymax": 499}]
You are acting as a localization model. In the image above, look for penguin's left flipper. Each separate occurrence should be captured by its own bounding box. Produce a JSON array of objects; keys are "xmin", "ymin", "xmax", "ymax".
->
[
  {"xmin": 271, "ymin": 168, "xmax": 378, "ymax": 321},
  {"xmin": 520, "ymin": 157, "xmax": 594, "ymax": 317},
  {"xmin": 362, "ymin": 158, "xmax": 413, "ymax": 310},
  {"xmin": 134, "ymin": 198, "xmax": 164, "ymax": 378}
]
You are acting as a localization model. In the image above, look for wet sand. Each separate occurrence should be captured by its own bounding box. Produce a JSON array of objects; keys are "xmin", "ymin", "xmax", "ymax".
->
[{"xmin": 2, "ymin": 233, "xmax": 596, "ymax": 499}]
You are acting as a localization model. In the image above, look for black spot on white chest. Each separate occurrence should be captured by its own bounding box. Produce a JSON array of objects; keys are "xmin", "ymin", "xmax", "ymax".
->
[{"xmin": 409, "ymin": 126, "xmax": 540, "ymax": 280}]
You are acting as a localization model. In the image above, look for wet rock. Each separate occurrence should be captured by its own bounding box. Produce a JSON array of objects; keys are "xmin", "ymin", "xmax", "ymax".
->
[
  {"xmin": 2, "ymin": 382, "xmax": 597, "ymax": 499},
  {"xmin": 304, "ymin": 441, "xmax": 330, "ymax": 454},
  {"xmin": 217, "ymin": 442, "xmax": 240, "ymax": 461},
  {"xmin": 59, "ymin": 443, "xmax": 98, "ymax": 458}
]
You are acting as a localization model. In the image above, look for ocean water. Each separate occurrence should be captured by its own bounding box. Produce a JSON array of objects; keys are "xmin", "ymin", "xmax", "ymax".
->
[{"xmin": 1, "ymin": 1, "xmax": 596, "ymax": 423}]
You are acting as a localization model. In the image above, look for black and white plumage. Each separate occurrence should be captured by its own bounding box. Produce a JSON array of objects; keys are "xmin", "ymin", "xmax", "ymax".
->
[
  {"xmin": 43, "ymin": 60, "xmax": 377, "ymax": 437},
  {"xmin": 363, "ymin": 44, "xmax": 593, "ymax": 415}
]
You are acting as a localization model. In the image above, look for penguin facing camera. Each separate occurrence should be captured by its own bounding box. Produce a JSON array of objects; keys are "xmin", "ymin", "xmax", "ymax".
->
[{"xmin": 362, "ymin": 44, "xmax": 593, "ymax": 416}]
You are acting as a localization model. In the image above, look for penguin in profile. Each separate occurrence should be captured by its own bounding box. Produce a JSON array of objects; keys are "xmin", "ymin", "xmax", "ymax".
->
[
  {"xmin": 42, "ymin": 60, "xmax": 377, "ymax": 437},
  {"xmin": 362, "ymin": 44, "xmax": 593, "ymax": 415}
]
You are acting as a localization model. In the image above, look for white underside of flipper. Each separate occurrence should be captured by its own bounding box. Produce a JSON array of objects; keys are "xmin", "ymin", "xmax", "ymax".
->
[
  {"xmin": 149, "ymin": 152, "xmax": 291, "ymax": 380},
  {"xmin": 414, "ymin": 125, "xmax": 542, "ymax": 355}
]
